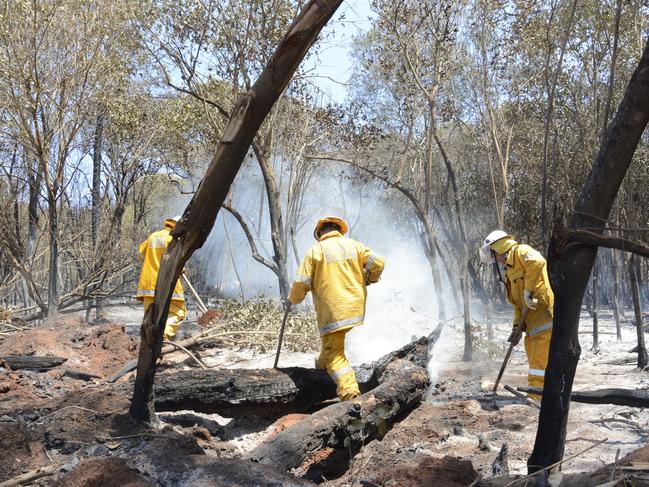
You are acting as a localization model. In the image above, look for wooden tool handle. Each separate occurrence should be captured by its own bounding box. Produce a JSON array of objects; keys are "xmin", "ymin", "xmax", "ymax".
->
[{"xmin": 492, "ymin": 307, "xmax": 530, "ymax": 393}]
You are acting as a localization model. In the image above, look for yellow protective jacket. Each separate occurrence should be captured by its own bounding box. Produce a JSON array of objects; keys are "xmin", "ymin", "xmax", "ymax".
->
[
  {"xmin": 136, "ymin": 219, "xmax": 185, "ymax": 302},
  {"xmin": 505, "ymin": 244, "xmax": 553, "ymax": 333},
  {"xmin": 288, "ymin": 231, "xmax": 385, "ymax": 336}
]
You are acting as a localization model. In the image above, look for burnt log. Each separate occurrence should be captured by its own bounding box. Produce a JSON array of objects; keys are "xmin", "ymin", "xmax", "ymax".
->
[
  {"xmin": 154, "ymin": 368, "xmax": 335, "ymax": 417},
  {"xmin": 151, "ymin": 324, "xmax": 442, "ymax": 417},
  {"xmin": 1, "ymin": 355, "xmax": 67, "ymax": 371},
  {"xmin": 246, "ymin": 368, "xmax": 429, "ymax": 471},
  {"xmin": 519, "ymin": 386, "xmax": 649, "ymax": 408}
]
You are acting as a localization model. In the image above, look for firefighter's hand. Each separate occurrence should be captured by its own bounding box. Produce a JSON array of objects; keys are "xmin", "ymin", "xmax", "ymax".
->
[
  {"xmin": 507, "ymin": 327, "xmax": 523, "ymax": 346},
  {"xmin": 524, "ymin": 290, "xmax": 538, "ymax": 310}
]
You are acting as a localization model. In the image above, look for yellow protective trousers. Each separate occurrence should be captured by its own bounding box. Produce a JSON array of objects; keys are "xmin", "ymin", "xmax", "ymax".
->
[
  {"xmin": 316, "ymin": 329, "xmax": 360, "ymax": 401},
  {"xmin": 524, "ymin": 325, "xmax": 552, "ymax": 400},
  {"xmin": 142, "ymin": 297, "xmax": 187, "ymax": 340}
]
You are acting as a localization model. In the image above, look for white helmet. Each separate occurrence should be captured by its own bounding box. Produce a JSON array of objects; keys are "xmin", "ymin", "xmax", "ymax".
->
[{"xmin": 479, "ymin": 230, "xmax": 511, "ymax": 263}]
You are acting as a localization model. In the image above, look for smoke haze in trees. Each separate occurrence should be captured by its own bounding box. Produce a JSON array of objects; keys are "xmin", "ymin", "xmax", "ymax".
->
[{"xmin": 163, "ymin": 158, "xmax": 465, "ymax": 363}]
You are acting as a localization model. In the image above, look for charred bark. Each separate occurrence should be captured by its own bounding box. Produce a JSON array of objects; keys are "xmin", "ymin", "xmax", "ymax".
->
[
  {"xmin": 154, "ymin": 368, "xmax": 335, "ymax": 417},
  {"xmin": 144, "ymin": 325, "xmax": 442, "ymax": 417},
  {"xmin": 128, "ymin": 0, "xmax": 345, "ymax": 424},
  {"xmin": 1, "ymin": 355, "xmax": 67, "ymax": 371},
  {"xmin": 519, "ymin": 386, "xmax": 649, "ymax": 408},
  {"xmin": 528, "ymin": 41, "xmax": 649, "ymax": 474},
  {"xmin": 629, "ymin": 255, "xmax": 648, "ymax": 368},
  {"xmin": 246, "ymin": 368, "xmax": 429, "ymax": 471}
]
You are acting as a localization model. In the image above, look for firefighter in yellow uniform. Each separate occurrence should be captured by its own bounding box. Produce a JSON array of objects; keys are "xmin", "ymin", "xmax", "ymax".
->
[
  {"xmin": 136, "ymin": 216, "xmax": 186, "ymax": 340},
  {"xmin": 480, "ymin": 230, "xmax": 554, "ymax": 398},
  {"xmin": 288, "ymin": 217, "xmax": 385, "ymax": 401}
]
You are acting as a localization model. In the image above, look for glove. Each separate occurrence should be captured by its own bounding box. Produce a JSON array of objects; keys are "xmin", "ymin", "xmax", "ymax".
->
[
  {"xmin": 507, "ymin": 326, "xmax": 523, "ymax": 346},
  {"xmin": 524, "ymin": 290, "xmax": 538, "ymax": 310}
]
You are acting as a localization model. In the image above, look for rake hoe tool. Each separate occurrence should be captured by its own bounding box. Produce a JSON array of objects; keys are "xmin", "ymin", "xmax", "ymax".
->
[
  {"xmin": 492, "ymin": 306, "xmax": 530, "ymax": 394},
  {"xmin": 273, "ymin": 303, "xmax": 292, "ymax": 368}
]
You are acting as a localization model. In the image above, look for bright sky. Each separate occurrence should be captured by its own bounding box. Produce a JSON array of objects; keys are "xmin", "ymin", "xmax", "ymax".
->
[{"xmin": 302, "ymin": 0, "xmax": 375, "ymax": 105}]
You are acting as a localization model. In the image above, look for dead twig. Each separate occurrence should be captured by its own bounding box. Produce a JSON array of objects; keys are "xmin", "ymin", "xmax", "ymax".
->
[
  {"xmin": 0, "ymin": 464, "xmax": 60, "ymax": 487},
  {"xmin": 31, "ymin": 405, "xmax": 124, "ymax": 425},
  {"xmin": 503, "ymin": 385, "xmax": 540, "ymax": 409},
  {"xmin": 589, "ymin": 417, "xmax": 647, "ymax": 432},
  {"xmin": 162, "ymin": 340, "xmax": 207, "ymax": 369}
]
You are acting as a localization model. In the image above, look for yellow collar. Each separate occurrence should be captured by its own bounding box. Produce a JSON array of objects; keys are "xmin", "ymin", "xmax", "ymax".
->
[{"xmin": 320, "ymin": 230, "xmax": 342, "ymax": 241}]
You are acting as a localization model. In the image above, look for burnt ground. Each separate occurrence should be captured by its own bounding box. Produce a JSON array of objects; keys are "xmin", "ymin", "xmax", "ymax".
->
[{"xmin": 1, "ymin": 310, "xmax": 648, "ymax": 486}]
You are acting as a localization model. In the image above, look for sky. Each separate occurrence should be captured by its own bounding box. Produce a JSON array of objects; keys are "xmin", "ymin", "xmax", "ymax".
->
[{"xmin": 302, "ymin": 0, "xmax": 375, "ymax": 104}]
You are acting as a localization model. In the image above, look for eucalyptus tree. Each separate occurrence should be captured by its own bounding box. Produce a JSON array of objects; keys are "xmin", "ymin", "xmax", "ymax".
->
[
  {"xmin": 0, "ymin": 0, "xmax": 149, "ymax": 316},
  {"xmin": 143, "ymin": 0, "xmax": 325, "ymax": 301}
]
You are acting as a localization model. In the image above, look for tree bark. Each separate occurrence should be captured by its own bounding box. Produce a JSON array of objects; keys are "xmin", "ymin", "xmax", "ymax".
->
[
  {"xmin": 128, "ymin": 0, "xmax": 344, "ymax": 424},
  {"xmin": 611, "ymin": 249, "xmax": 623, "ymax": 341},
  {"xmin": 591, "ymin": 258, "xmax": 599, "ymax": 353},
  {"xmin": 46, "ymin": 191, "xmax": 59, "ymax": 317},
  {"xmin": 629, "ymin": 255, "xmax": 648, "ymax": 368},
  {"xmin": 1, "ymin": 355, "xmax": 67, "ymax": 371},
  {"xmin": 91, "ymin": 114, "xmax": 104, "ymax": 248},
  {"xmin": 27, "ymin": 158, "xmax": 42, "ymax": 258},
  {"xmin": 528, "ymin": 41, "xmax": 649, "ymax": 474},
  {"xmin": 246, "ymin": 368, "xmax": 429, "ymax": 471}
]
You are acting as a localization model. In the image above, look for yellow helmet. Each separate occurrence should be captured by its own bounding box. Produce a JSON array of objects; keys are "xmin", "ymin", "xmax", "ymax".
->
[{"xmin": 313, "ymin": 216, "xmax": 348, "ymax": 240}]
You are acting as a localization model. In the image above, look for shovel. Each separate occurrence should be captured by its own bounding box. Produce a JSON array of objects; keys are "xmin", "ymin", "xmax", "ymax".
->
[
  {"xmin": 492, "ymin": 306, "xmax": 530, "ymax": 394},
  {"xmin": 181, "ymin": 274, "xmax": 220, "ymax": 327}
]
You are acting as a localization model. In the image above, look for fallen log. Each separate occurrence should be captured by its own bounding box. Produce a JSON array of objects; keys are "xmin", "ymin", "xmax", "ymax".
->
[
  {"xmin": 154, "ymin": 368, "xmax": 335, "ymax": 417},
  {"xmin": 518, "ymin": 386, "xmax": 649, "ymax": 408},
  {"xmin": 246, "ymin": 368, "xmax": 429, "ymax": 471},
  {"xmin": 0, "ymin": 355, "xmax": 67, "ymax": 371},
  {"xmin": 151, "ymin": 323, "xmax": 443, "ymax": 417}
]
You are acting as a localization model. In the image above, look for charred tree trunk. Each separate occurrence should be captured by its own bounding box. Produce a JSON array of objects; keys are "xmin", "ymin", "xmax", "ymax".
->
[
  {"xmin": 433, "ymin": 111, "xmax": 472, "ymax": 359},
  {"xmin": 128, "ymin": 0, "xmax": 344, "ymax": 424},
  {"xmin": 46, "ymin": 190, "xmax": 59, "ymax": 317},
  {"xmin": 27, "ymin": 159, "xmax": 42, "ymax": 258},
  {"xmin": 89, "ymin": 114, "xmax": 104, "ymax": 322},
  {"xmin": 252, "ymin": 145, "xmax": 291, "ymax": 301},
  {"xmin": 629, "ymin": 255, "xmax": 648, "ymax": 368},
  {"xmin": 528, "ymin": 42, "xmax": 649, "ymax": 474},
  {"xmin": 611, "ymin": 249, "xmax": 623, "ymax": 340},
  {"xmin": 246, "ymin": 369, "xmax": 429, "ymax": 471},
  {"xmin": 591, "ymin": 258, "xmax": 599, "ymax": 353},
  {"xmin": 90, "ymin": 114, "xmax": 104, "ymax": 248},
  {"xmin": 420, "ymin": 228, "xmax": 448, "ymax": 321}
]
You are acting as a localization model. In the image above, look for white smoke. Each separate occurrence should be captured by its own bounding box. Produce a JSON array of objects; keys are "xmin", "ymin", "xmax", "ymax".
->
[{"xmin": 164, "ymin": 158, "xmax": 469, "ymax": 365}]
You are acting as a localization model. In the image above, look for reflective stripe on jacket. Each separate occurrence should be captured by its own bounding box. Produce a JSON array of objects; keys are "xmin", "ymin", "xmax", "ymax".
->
[
  {"xmin": 505, "ymin": 244, "xmax": 554, "ymax": 333},
  {"xmin": 288, "ymin": 231, "xmax": 385, "ymax": 336},
  {"xmin": 136, "ymin": 220, "xmax": 185, "ymax": 302}
]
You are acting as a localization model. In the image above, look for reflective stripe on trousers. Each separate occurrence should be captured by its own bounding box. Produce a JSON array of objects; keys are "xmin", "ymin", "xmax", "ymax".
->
[
  {"xmin": 318, "ymin": 329, "xmax": 360, "ymax": 401},
  {"xmin": 329, "ymin": 365, "xmax": 353, "ymax": 381},
  {"xmin": 528, "ymin": 321, "xmax": 552, "ymax": 337},
  {"xmin": 320, "ymin": 315, "xmax": 363, "ymax": 335}
]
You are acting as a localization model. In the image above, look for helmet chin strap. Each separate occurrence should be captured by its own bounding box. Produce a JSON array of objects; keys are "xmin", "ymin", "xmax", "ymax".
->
[{"xmin": 492, "ymin": 249, "xmax": 506, "ymax": 284}]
